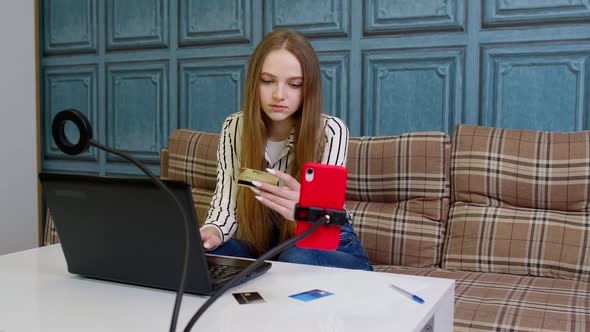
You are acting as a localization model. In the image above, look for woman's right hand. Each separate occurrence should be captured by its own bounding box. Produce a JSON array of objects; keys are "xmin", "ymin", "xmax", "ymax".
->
[{"xmin": 200, "ymin": 227, "xmax": 222, "ymax": 251}]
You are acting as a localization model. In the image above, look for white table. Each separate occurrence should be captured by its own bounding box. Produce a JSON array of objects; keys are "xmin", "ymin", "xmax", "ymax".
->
[{"xmin": 0, "ymin": 245, "xmax": 454, "ymax": 332}]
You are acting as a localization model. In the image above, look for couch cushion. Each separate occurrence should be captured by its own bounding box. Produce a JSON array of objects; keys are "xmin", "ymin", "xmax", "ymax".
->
[
  {"xmin": 164, "ymin": 129, "xmax": 219, "ymax": 225},
  {"xmin": 347, "ymin": 201, "xmax": 445, "ymax": 267},
  {"xmin": 346, "ymin": 132, "xmax": 451, "ymax": 267},
  {"xmin": 451, "ymin": 124, "xmax": 590, "ymax": 211},
  {"xmin": 445, "ymin": 125, "xmax": 590, "ymax": 281},
  {"xmin": 374, "ymin": 265, "xmax": 590, "ymax": 332},
  {"xmin": 166, "ymin": 129, "xmax": 219, "ymax": 191},
  {"xmin": 444, "ymin": 202, "xmax": 590, "ymax": 281}
]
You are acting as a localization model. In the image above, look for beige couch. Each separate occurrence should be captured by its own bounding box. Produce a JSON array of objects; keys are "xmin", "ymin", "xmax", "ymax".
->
[{"xmin": 46, "ymin": 124, "xmax": 590, "ymax": 331}]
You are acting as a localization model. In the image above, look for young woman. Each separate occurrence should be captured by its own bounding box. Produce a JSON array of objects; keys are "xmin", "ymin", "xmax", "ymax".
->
[{"xmin": 199, "ymin": 29, "xmax": 372, "ymax": 271}]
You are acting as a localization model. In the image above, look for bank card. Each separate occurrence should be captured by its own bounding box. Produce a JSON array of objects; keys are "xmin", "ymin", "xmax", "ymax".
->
[
  {"xmin": 232, "ymin": 291, "xmax": 265, "ymax": 304},
  {"xmin": 288, "ymin": 289, "xmax": 334, "ymax": 302},
  {"xmin": 238, "ymin": 167, "xmax": 278, "ymax": 187}
]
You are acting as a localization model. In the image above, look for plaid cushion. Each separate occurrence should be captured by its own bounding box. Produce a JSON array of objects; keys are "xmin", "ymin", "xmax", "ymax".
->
[
  {"xmin": 374, "ymin": 265, "xmax": 590, "ymax": 332},
  {"xmin": 163, "ymin": 129, "xmax": 219, "ymax": 225},
  {"xmin": 444, "ymin": 203, "xmax": 590, "ymax": 281},
  {"xmin": 346, "ymin": 132, "xmax": 451, "ymax": 267},
  {"xmin": 451, "ymin": 124, "xmax": 590, "ymax": 211},
  {"xmin": 347, "ymin": 200, "xmax": 445, "ymax": 267},
  {"xmin": 444, "ymin": 125, "xmax": 590, "ymax": 281},
  {"xmin": 165, "ymin": 129, "xmax": 219, "ymax": 191}
]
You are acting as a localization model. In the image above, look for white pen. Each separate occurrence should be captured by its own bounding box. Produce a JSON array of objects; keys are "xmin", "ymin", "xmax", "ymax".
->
[{"xmin": 390, "ymin": 284, "xmax": 425, "ymax": 304}]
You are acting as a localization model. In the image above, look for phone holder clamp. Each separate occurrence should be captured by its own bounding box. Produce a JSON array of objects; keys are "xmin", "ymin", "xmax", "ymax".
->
[{"xmin": 294, "ymin": 204, "xmax": 347, "ymax": 227}]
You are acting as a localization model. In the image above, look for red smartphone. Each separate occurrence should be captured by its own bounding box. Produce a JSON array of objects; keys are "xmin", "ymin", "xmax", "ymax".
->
[{"xmin": 295, "ymin": 162, "xmax": 347, "ymax": 250}]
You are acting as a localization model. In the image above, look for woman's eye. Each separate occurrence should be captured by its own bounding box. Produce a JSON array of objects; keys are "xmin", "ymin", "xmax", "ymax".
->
[
  {"xmin": 290, "ymin": 83, "xmax": 302, "ymax": 88},
  {"xmin": 261, "ymin": 79, "xmax": 273, "ymax": 84}
]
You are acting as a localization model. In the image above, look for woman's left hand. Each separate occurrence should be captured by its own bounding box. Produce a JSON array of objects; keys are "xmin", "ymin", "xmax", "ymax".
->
[{"xmin": 251, "ymin": 168, "xmax": 300, "ymax": 221}]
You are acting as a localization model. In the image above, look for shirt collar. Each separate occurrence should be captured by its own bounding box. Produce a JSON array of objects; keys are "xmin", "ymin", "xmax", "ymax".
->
[{"xmin": 264, "ymin": 128, "xmax": 296, "ymax": 166}]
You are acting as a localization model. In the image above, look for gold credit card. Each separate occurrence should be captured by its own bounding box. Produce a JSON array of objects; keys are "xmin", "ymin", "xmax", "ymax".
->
[{"xmin": 238, "ymin": 167, "xmax": 278, "ymax": 187}]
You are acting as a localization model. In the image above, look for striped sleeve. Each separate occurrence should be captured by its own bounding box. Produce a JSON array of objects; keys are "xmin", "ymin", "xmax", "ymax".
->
[
  {"xmin": 201, "ymin": 114, "xmax": 241, "ymax": 243},
  {"xmin": 320, "ymin": 115, "xmax": 353, "ymax": 224},
  {"xmin": 321, "ymin": 115, "xmax": 349, "ymax": 167}
]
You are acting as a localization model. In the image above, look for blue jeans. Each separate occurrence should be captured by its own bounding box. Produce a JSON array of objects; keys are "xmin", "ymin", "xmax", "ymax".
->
[{"xmin": 207, "ymin": 221, "xmax": 373, "ymax": 271}]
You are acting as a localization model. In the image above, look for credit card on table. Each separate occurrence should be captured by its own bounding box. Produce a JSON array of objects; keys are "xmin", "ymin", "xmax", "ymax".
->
[
  {"xmin": 289, "ymin": 289, "xmax": 334, "ymax": 302},
  {"xmin": 233, "ymin": 291, "xmax": 265, "ymax": 304},
  {"xmin": 238, "ymin": 167, "xmax": 278, "ymax": 188}
]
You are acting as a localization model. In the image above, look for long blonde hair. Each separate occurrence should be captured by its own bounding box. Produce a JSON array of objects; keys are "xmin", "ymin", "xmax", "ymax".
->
[{"xmin": 236, "ymin": 29, "xmax": 324, "ymax": 255}]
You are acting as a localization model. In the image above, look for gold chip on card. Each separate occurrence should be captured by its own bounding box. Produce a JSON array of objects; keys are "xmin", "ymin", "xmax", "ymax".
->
[{"xmin": 238, "ymin": 168, "xmax": 278, "ymax": 187}]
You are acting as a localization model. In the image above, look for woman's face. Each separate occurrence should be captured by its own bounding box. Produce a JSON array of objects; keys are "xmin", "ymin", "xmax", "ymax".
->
[{"xmin": 259, "ymin": 49, "xmax": 303, "ymax": 125}]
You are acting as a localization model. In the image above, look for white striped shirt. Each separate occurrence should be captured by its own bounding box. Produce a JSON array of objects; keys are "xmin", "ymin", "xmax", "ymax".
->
[{"xmin": 201, "ymin": 112, "xmax": 349, "ymax": 243}]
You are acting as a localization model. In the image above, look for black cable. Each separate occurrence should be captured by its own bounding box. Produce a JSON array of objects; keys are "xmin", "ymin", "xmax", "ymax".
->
[
  {"xmin": 183, "ymin": 215, "xmax": 330, "ymax": 332},
  {"xmin": 93, "ymin": 137, "xmax": 331, "ymax": 331},
  {"xmin": 89, "ymin": 140, "xmax": 190, "ymax": 332}
]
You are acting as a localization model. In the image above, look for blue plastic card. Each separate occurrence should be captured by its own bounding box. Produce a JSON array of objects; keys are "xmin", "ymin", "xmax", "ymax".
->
[{"xmin": 289, "ymin": 289, "xmax": 334, "ymax": 302}]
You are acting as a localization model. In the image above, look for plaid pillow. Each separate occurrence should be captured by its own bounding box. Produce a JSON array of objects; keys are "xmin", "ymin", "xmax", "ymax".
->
[
  {"xmin": 451, "ymin": 124, "xmax": 590, "ymax": 211},
  {"xmin": 444, "ymin": 202, "xmax": 590, "ymax": 280},
  {"xmin": 347, "ymin": 200, "xmax": 445, "ymax": 267},
  {"xmin": 165, "ymin": 129, "xmax": 219, "ymax": 191},
  {"xmin": 347, "ymin": 132, "xmax": 451, "ymax": 267},
  {"xmin": 162, "ymin": 129, "xmax": 220, "ymax": 225},
  {"xmin": 444, "ymin": 124, "xmax": 590, "ymax": 281}
]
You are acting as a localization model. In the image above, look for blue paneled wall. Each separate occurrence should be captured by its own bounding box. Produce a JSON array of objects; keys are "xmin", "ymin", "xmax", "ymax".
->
[{"xmin": 40, "ymin": 0, "xmax": 590, "ymax": 176}]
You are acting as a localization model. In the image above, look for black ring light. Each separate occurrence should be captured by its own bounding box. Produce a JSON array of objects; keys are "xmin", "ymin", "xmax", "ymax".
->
[{"xmin": 51, "ymin": 109, "xmax": 93, "ymax": 155}]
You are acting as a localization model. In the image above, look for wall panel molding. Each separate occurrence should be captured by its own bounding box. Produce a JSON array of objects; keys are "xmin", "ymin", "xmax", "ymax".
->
[
  {"xmin": 179, "ymin": 58, "xmax": 248, "ymax": 132},
  {"xmin": 483, "ymin": 0, "xmax": 590, "ymax": 27},
  {"xmin": 106, "ymin": 62, "xmax": 169, "ymax": 165},
  {"xmin": 43, "ymin": 66, "xmax": 98, "ymax": 163},
  {"xmin": 364, "ymin": 0, "xmax": 465, "ymax": 35},
  {"xmin": 264, "ymin": 0, "xmax": 350, "ymax": 38},
  {"xmin": 106, "ymin": 0, "xmax": 169, "ymax": 51},
  {"xmin": 318, "ymin": 52, "xmax": 349, "ymax": 121},
  {"xmin": 481, "ymin": 44, "xmax": 590, "ymax": 131},
  {"xmin": 179, "ymin": 0, "xmax": 252, "ymax": 46},
  {"xmin": 363, "ymin": 48, "xmax": 464, "ymax": 136},
  {"xmin": 43, "ymin": 0, "xmax": 97, "ymax": 55}
]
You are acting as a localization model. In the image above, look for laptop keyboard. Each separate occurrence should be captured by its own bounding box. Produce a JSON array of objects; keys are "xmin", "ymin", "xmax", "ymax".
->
[{"xmin": 208, "ymin": 264, "xmax": 243, "ymax": 280}]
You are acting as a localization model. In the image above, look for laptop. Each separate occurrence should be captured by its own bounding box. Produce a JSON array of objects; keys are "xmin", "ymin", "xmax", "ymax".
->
[{"xmin": 39, "ymin": 172, "xmax": 271, "ymax": 295}]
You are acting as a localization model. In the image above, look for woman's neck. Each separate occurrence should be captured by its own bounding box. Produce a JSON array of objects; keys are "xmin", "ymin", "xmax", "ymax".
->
[{"xmin": 268, "ymin": 118, "xmax": 294, "ymax": 142}]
